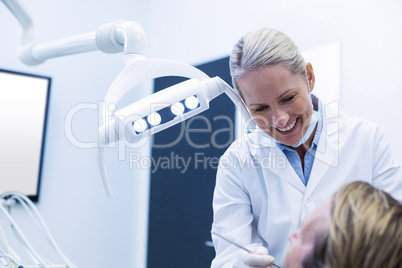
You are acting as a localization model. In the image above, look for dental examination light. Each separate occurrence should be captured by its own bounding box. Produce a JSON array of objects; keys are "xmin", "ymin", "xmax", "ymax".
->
[
  {"xmin": 2, "ymin": 0, "xmax": 254, "ymax": 197},
  {"xmin": 98, "ymin": 60, "xmax": 255, "ymax": 196},
  {"xmin": 100, "ymin": 75, "xmax": 254, "ymax": 145}
]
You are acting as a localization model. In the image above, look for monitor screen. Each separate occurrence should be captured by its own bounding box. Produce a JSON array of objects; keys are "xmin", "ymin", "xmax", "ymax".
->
[{"xmin": 0, "ymin": 69, "xmax": 51, "ymax": 202}]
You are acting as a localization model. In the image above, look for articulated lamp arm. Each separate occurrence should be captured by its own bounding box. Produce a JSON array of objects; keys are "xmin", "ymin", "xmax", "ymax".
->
[
  {"xmin": 1, "ymin": 0, "xmax": 33, "ymax": 45},
  {"xmin": 2, "ymin": 0, "xmax": 146, "ymax": 65}
]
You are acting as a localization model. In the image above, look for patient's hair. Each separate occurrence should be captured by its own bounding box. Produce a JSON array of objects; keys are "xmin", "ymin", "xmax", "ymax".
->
[{"xmin": 303, "ymin": 181, "xmax": 402, "ymax": 268}]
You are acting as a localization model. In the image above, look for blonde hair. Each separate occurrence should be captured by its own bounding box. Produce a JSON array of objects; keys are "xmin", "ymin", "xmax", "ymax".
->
[
  {"xmin": 229, "ymin": 28, "xmax": 306, "ymax": 93},
  {"xmin": 305, "ymin": 181, "xmax": 402, "ymax": 268}
]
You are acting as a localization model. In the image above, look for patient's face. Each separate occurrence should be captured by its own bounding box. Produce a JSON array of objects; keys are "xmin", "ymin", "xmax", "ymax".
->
[{"xmin": 283, "ymin": 201, "xmax": 331, "ymax": 268}]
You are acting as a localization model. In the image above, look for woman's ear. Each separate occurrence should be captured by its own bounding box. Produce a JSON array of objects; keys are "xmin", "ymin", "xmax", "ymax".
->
[{"xmin": 306, "ymin": 62, "xmax": 315, "ymax": 93}]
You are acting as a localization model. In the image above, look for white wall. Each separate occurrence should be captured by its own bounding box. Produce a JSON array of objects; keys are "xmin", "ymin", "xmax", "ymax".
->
[
  {"xmin": 0, "ymin": 0, "xmax": 152, "ymax": 267},
  {"xmin": 1, "ymin": 1, "xmax": 402, "ymax": 268},
  {"xmin": 148, "ymin": 0, "xmax": 402, "ymax": 164}
]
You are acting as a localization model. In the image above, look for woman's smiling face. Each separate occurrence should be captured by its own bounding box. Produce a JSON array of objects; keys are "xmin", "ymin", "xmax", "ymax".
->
[{"xmin": 237, "ymin": 63, "xmax": 315, "ymax": 146}]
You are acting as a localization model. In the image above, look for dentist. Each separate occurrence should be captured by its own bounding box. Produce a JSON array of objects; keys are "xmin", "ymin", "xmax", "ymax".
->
[{"xmin": 210, "ymin": 28, "xmax": 402, "ymax": 267}]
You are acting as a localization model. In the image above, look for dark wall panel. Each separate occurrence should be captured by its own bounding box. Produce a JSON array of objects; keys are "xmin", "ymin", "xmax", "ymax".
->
[{"xmin": 147, "ymin": 57, "xmax": 233, "ymax": 268}]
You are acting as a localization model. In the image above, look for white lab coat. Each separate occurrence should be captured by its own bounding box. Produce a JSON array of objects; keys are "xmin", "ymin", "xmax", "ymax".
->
[{"xmin": 211, "ymin": 104, "xmax": 402, "ymax": 267}]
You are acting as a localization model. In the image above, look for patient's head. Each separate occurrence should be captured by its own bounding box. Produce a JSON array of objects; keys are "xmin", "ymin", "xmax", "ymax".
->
[
  {"xmin": 283, "ymin": 200, "xmax": 331, "ymax": 268},
  {"xmin": 284, "ymin": 181, "xmax": 402, "ymax": 268}
]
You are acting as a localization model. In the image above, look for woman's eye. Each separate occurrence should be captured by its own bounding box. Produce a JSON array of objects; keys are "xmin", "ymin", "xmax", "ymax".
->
[
  {"xmin": 283, "ymin": 95, "xmax": 295, "ymax": 102},
  {"xmin": 255, "ymin": 106, "xmax": 268, "ymax": 113}
]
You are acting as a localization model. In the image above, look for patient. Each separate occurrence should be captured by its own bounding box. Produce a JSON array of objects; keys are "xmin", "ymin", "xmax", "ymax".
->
[
  {"xmin": 248, "ymin": 181, "xmax": 402, "ymax": 268},
  {"xmin": 298, "ymin": 181, "xmax": 402, "ymax": 268}
]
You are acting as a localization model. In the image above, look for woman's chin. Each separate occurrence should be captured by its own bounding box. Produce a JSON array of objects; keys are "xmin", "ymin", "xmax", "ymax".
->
[
  {"xmin": 281, "ymin": 140, "xmax": 297, "ymax": 147},
  {"xmin": 273, "ymin": 137, "xmax": 297, "ymax": 146}
]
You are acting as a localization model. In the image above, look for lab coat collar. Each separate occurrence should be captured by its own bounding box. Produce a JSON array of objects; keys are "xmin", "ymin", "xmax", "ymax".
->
[
  {"xmin": 245, "ymin": 132, "xmax": 306, "ymax": 193},
  {"xmin": 304, "ymin": 100, "xmax": 341, "ymax": 199}
]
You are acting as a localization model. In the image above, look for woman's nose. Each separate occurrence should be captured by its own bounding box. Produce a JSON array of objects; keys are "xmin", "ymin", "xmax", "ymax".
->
[{"xmin": 272, "ymin": 109, "xmax": 289, "ymax": 128}]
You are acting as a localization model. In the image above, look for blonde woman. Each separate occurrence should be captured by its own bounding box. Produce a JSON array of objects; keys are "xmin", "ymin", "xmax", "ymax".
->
[{"xmin": 211, "ymin": 27, "xmax": 402, "ymax": 267}]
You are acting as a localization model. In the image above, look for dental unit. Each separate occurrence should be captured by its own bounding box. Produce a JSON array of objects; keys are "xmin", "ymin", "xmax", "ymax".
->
[{"xmin": 1, "ymin": 0, "xmax": 254, "ymax": 197}]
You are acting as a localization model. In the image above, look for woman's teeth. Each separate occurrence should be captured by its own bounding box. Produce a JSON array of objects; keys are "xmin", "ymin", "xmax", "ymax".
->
[{"xmin": 277, "ymin": 119, "xmax": 297, "ymax": 132}]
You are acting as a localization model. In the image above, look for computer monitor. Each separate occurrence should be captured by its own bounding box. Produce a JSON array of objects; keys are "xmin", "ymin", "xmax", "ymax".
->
[{"xmin": 0, "ymin": 69, "xmax": 51, "ymax": 202}]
